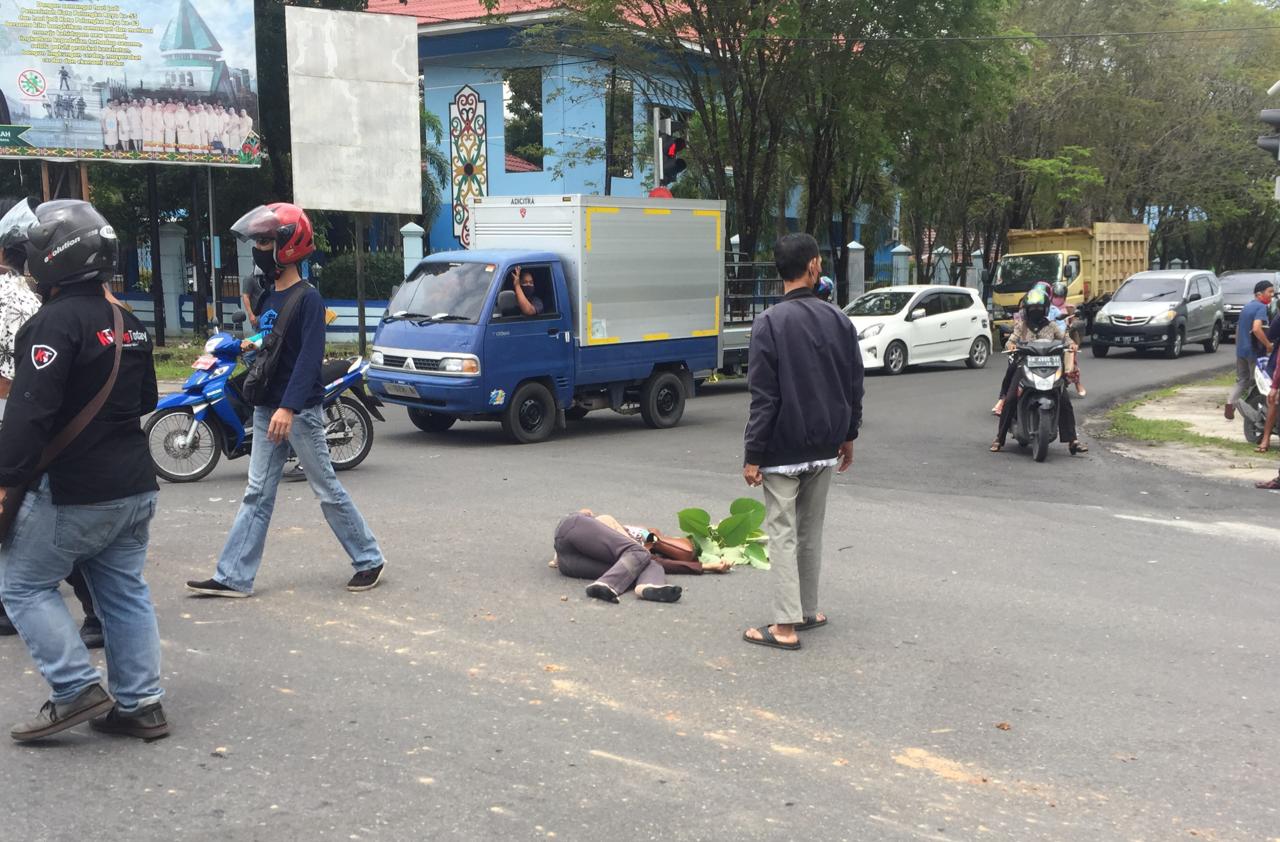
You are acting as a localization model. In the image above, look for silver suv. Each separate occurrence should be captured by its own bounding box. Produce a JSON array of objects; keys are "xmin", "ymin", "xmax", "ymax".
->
[{"xmin": 1092, "ymin": 270, "xmax": 1226, "ymax": 359}]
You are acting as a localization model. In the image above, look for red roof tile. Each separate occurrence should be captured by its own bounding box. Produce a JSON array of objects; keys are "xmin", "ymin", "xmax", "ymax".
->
[
  {"xmin": 504, "ymin": 152, "xmax": 542, "ymax": 173},
  {"xmin": 365, "ymin": 0, "xmax": 560, "ymax": 25}
]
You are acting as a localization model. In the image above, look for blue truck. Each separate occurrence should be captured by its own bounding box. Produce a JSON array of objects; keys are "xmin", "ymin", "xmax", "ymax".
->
[{"xmin": 366, "ymin": 195, "xmax": 726, "ymax": 443}]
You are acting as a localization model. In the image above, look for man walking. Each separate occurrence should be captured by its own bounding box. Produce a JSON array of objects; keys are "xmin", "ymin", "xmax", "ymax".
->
[
  {"xmin": 0, "ymin": 200, "xmax": 167, "ymax": 741},
  {"xmin": 1226, "ymin": 280, "xmax": 1273, "ymax": 421},
  {"xmin": 186, "ymin": 203, "xmax": 386, "ymax": 597},
  {"xmin": 741, "ymin": 233, "xmax": 863, "ymax": 651}
]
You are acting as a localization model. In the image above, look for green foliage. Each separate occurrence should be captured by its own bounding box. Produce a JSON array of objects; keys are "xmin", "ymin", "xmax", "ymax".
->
[
  {"xmin": 504, "ymin": 67, "xmax": 545, "ymax": 170},
  {"xmin": 678, "ymin": 498, "xmax": 769, "ymax": 569},
  {"xmin": 319, "ymin": 251, "xmax": 405, "ymax": 300}
]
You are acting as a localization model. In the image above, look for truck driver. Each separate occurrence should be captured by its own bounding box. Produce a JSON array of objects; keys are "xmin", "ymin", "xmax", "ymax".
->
[{"xmin": 509, "ymin": 265, "xmax": 545, "ymax": 317}]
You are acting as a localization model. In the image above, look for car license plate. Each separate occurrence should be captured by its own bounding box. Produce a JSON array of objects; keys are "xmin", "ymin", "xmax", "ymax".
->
[
  {"xmin": 1027, "ymin": 355, "xmax": 1059, "ymax": 367},
  {"xmin": 383, "ymin": 382, "xmax": 417, "ymax": 398},
  {"xmin": 192, "ymin": 354, "xmax": 217, "ymax": 370}
]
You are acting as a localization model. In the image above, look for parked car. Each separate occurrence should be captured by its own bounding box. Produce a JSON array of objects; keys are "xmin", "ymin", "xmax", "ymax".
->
[
  {"xmin": 1218, "ymin": 270, "xmax": 1280, "ymax": 340},
  {"xmin": 845, "ymin": 285, "xmax": 992, "ymax": 375},
  {"xmin": 1091, "ymin": 270, "xmax": 1225, "ymax": 359}
]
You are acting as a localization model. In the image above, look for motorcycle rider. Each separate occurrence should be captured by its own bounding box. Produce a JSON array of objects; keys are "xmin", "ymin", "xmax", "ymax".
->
[
  {"xmin": 1050, "ymin": 281, "xmax": 1086, "ymax": 398},
  {"xmin": 991, "ymin": 287, "xmax": 1087, "ymax": 455},
  {"xmin": 186, "ymin": 203, "xmax": 386, "ymax": 597},
  {"xmin": 0, "ymin": 200, "xmax": 168, "ymax": 742}
]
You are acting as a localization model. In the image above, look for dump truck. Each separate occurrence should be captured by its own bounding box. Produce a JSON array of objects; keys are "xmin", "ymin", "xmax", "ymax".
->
[
  {"xmin": 989, "ymin": 223, "xmax": 1150, "ymax": 339},
  {"xmin": 365, "ymin": 194, "xmax": 725, "ymax": 444}
]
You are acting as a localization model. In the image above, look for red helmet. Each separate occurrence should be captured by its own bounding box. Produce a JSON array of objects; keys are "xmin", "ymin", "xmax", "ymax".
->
[{"xmin": 230, "ymin": 202, "xmax": 314, "ymax": 265}]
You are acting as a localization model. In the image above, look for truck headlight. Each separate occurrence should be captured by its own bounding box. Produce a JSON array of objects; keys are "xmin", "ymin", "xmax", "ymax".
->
[
  {"xmin": 858, "ymin": 323, "xmax": 884, "ymax": 340},
  {"xmin": 1151, "ymin": 309, "xmax": 1177, "ymax": 325},
  {"xmin": 440, "ymin": 357, "xmax": 479, "ymax": 374},
  {"xmin": 371, "ymin": 350, "xmax": 384, "ymax": 366}
]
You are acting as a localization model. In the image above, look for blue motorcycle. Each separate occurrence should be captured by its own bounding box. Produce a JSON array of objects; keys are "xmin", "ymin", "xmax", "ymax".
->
[{"xmin": 145, "ymin": 318, "xmax": 385, "ymax": 483}]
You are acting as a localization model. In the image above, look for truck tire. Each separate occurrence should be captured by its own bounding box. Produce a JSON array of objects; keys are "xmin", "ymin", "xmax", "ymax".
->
[
  {"xmin": 408, "ymin": 408, "xmax": 455, "ymax": 433},
  {"xmin": 1164, "ymin": 327, "xmax": 1184, "ymax": 360},
  {"xmin": 1091, "ymin": 343, "xmax": 1110, "ymax": 358},
  {"xmin": 640, "ymin": 371, "xmax": 686, "ymax": 429},
  {"xmin": 501, "ymin": 381, "xmax": 556, "ymax": 444},
  {"xmin": 883, "ymin": 341, "xmax": 907, "ymax": 375},
  {"xmin": 1202, "ymin": 323, "xmax": 1221, "ymax": 354}
]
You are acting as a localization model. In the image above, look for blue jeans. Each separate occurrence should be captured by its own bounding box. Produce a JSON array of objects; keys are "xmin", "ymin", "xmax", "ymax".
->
[
  {"xmin": 0, "ymin": 478, "xmax": 162, "ymax": 710},
  {"xmin": 214, "ymin": 405, "xmax": 383, "ymax": 593}
]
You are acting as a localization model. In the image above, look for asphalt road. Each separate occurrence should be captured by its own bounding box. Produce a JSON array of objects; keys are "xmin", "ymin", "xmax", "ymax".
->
[{"xmin": 4, "ymin": 342, "xmax": 1278, "ymax": 842}]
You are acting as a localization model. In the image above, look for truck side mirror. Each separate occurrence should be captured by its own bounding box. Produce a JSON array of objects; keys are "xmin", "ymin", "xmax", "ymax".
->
[
  {"xmin": 1063, "ymin": 263, "xmax": 1077, "ymax": 280},
  {"xmin": 497, "ymin": 290, "xmax": 520, "ymax": 317}
]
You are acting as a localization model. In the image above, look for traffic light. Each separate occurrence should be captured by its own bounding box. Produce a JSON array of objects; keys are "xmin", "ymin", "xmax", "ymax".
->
[
  {"xmin": 1257, "ymin": 109, "xmax": 1280, "ymax": 159},
  {"xmin": 656, "ymin": 110, "xmax": 687, "ymax": 186}
]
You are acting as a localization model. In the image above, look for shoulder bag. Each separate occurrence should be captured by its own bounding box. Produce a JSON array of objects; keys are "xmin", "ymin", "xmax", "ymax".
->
[
  {"xmin": 0, "ymin": 303, "xmax": 125, "ymax": 541},
  {"xmin": 241, "ymin": 282, "xmax": 311, "ymax": 406}
]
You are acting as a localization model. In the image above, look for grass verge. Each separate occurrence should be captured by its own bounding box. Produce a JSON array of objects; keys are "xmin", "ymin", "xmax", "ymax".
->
[
  {"xmin": 1106, "ymin": 381, "xmax": 1264, "ymax": 459},
  {"xmin": 153, "ymin": 342, "xmax": 360, "ymax": 383}
]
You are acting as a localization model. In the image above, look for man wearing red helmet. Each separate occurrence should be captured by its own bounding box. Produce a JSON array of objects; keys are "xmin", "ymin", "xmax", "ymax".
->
[{"xmin": 186, "ymin": 203, "xmax": 386, "ymax": 598}]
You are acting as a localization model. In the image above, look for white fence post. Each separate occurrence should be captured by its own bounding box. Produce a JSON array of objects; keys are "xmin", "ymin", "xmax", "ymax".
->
[{"xmin": 400, "ymin": 222, "xmax": 424, "ymax": 278}]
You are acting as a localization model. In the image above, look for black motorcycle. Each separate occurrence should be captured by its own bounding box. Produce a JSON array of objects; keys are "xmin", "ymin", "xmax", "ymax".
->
[{"xmin": 1008, "ymin": 339, "xmax": 1068, "ymax": 463}]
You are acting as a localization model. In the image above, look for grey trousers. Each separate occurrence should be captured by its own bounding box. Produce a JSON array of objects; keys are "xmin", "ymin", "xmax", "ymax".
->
[
  {"xmin": 553, "ymin": 513, "xmax": 665, "ymax": 594},
  {"xmin": 1230, "ymin": 355, "xmax": 1257, "ymax": 406},
  {"xmin": 762, "ymin": 467, "xmax": 834, "ymax": 625}
]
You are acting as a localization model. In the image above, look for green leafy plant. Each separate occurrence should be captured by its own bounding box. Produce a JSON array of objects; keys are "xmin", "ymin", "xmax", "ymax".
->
[{"xmin": 678, "ymin": 498, "xmax": 769, "ymax": 569}]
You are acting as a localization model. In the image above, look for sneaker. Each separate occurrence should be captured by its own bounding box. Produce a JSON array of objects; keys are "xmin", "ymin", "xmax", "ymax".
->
[
  {"xmin": 79, "ymin": 616, "xmax": 104, "ymax": 649},
  {"xmin": 345, "ymin": 564, "xmax": 385, "ymax": 592},
  {"xmin": 282, "ymin": 463, "xmax": 307, "ymax": 483},
  {"xmin": 91, "ymin": 702, "xmax": 169, "ymax": 741},
  {"xmin": 185, "ymin": 578, "xmax": 250, "ymax": 598},
  {"xmin": 10, "ymin": 683, "xmax": 114, "ymax": 742}
]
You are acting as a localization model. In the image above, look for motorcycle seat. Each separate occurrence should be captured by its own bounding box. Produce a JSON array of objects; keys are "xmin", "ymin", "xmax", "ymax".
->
[{"xmin": 322, "ymin": 359, "xmax": 355, "ymax": 384}]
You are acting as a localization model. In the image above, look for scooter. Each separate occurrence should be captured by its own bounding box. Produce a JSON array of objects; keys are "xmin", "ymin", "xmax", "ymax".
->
[
  {"xmin": 1238, "ymin": 354, "xmax": 1273, "ymax": 445},
  {"xmin": 145, "ymin": 313, "xmax": 385, "ymax": 483},
  {"xmin": 1007, "ymin": 339, "xmax": 1068, "ymax": 463}
]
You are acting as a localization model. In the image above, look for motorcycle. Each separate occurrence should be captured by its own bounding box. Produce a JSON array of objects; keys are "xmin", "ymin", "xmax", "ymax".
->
[
  {"xmin": 1238, "ymin": 354, "xmax": 1273, "ymax": 445},
  {"xmin": 145, "ymin": 314, "xmax": 385, "ymax": 483},
  {"xmin": 1007, "ymin": 339, "xmax": 1068, "ymax": 463}
]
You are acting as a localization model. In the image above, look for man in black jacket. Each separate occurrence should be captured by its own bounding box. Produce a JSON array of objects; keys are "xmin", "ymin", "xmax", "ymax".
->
[
  {"xmin": 742, "ymin": 233, "xmax": 863, "ymax": 651},
  {"xmin": 0, "ymin": 200, "xmax": 167, "ymax": 741}
]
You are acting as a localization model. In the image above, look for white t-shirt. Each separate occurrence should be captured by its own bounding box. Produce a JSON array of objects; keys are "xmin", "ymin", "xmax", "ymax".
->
[{"xmin": 0, "ymin": 271, "xmax": 41, "ymax": 380}]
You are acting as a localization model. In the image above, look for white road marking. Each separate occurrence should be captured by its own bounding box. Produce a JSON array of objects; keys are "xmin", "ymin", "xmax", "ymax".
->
[{"xmin": 1114, "ymin": 514, "xmax": 1280, "ymax": 543}]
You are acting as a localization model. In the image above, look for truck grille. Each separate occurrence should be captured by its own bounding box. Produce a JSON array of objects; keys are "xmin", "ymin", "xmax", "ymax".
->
[
  {"xmin": 378, "ymin": 354, "xmax": 441, "ymax": 372},
  {"xmin": 1112, "ymin": 314, "xmax": 1150, "ymax": 326}
]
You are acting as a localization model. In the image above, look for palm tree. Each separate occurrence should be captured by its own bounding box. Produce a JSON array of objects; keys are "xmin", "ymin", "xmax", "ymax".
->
[{"xmin": 421, "ymin": 105, "xmax": 449, "ymax": 251}]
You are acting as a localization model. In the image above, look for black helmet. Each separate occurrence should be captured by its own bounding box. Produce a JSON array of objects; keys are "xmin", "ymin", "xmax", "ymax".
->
[{"xmin": 6, "ymin": 200, "xmax": 118, "ymax": 292}]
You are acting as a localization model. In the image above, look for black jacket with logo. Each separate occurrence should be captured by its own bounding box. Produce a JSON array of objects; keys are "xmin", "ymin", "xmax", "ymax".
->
[
  {"xmin": 743, "ymin": 287, "xmax": 864, "ymax": 468},
  {"xmin": 0, "ymin": 285, "xmax": 158, "ymax": 504}
]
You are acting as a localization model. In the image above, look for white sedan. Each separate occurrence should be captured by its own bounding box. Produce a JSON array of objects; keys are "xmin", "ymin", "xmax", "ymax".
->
[{"xmin": 844, "ymin": 285, "xmax": 992, "ymax": 374}]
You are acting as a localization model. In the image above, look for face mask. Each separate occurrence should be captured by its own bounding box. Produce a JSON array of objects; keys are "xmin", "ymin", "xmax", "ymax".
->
[{"xmin": 252, "ymin": 247, "xmax": 279, "ymax": 281}]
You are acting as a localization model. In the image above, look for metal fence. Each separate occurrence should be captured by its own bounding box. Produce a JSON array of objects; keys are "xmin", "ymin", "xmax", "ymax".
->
[{"xmin": 725, "ymin": 260, "xmax": 783, "ymax": 325}]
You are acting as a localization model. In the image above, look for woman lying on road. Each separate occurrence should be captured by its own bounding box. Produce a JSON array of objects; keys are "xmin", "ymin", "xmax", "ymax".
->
[
  {"xmin": 551, "ymin": 510, "xmax": 730, "ymax": 604},
  {"xmin": 990, "ymin": 287, "xmax": 1088, "ymax": 455}
]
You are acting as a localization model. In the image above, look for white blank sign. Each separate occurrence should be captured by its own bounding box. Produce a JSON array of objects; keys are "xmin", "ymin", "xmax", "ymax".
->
[{"xmin": 286, "ymin": 6, "xmax": 422, "ymax": 214}]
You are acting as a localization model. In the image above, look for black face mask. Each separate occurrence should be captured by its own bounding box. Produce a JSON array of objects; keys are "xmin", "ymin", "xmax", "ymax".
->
[{"xmin": 252, "ymin": 248, "xmax": 280, "ymax": 281}]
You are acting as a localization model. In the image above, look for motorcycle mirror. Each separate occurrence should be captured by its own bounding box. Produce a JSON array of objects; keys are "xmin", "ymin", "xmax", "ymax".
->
[{"xmin": 232, "ymin": 310, "xmax": 247, "ymax": 325}]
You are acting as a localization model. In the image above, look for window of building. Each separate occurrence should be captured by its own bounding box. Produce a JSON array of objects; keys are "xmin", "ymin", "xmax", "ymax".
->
[
  {"xmin": 606, "ymin": 77, "xmax": 634, "ymax": 179},
  {"xmin": 504, "ymin": 67, "xmax": 544, "ymax": 173}
]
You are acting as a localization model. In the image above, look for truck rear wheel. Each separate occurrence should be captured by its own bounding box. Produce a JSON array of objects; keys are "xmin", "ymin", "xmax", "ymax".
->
[
  {"xmin": 408, "ymin": 409, "xmax": 456, "ymax": 433},
  {"xmin": 640, "ymin": 371, "xmax": 686, "ymax": 429},
  {"xmin": 502, "ymin": 381, "xmax": 556, "ymax": 444}
]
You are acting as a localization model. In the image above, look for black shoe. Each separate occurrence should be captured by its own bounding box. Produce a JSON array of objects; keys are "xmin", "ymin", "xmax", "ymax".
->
[
  {"xmin": 185, "ymin": 578, "xmax": 250, "ymax": 598},
  {"xmin": 79, "ymin": 616, "xmax": 104, "ymax": 649},
  {"xmin": 91, "ymin": 702, "xmax": 169, "ymax": 742},
  {"xmin": 637, "ymin": 584, "xmax": 682, "ymax": 603},
  {"xmin": 585, "ymin": 582, "xmax": 620, "ymax": 604},
  {"xmin": 0, "ymin": 612, "xmax": 15, "ymax": 637},
  {"xmin": 10, "ymin": 683, "xmax": 114, "ymax": 742},
  {"xmin": 346, "ymin": 564, "xmax": 385, "ymax": 592},
  {"xmin": 282, "ymin": 463, "xmax": 307, "ymax": 483}
]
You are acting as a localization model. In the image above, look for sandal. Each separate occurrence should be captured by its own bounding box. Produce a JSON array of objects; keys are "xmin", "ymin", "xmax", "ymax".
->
[
  {"xmin": 1256, "ymin": 444, "xmax": 1270, "ymax": 453},
  {"xmin": 991, "ymin": 401, "xmax": 1004, "ymax": 416},
  {"xmin": 796, "ymin": 615, "xmax": 827, "ymax": 631},
  {"xmin": 1069, "ymin": 441, "xmax": 1089, "ymax": 455},
  {"xmin": 742, "ymin": 625, "xmax": 801, "ymax": 651},
  {"xmin": 1255, "ymin": 478, "xmax": 1280, "ymax": 490},
  {"xmin": 990, "ymin": 440, "xmax": 1003, "ymax": 453}
]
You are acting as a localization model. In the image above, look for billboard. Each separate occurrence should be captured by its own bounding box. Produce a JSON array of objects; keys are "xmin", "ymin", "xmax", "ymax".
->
[
  {"xmin": 0, "ymin": 0, "xmax": 261, "ymax": 167},
  {"xmin": 286, "ymin": 6, "xmax": 420, "ymax": 214}
]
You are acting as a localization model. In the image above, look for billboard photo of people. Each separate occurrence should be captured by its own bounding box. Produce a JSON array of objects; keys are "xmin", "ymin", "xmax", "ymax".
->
[{"xmin": 0, "ymin": 0, "xmax": 261, "ymax": 167}]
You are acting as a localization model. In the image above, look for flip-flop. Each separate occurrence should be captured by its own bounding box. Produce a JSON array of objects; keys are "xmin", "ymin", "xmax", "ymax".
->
[
  {"xmin": 638, "ymin": 584, "xmax": 682, "ymax": 603},
  {"xmin": 743, "ymin": 626, "xmax": 801, "ymax": 650},
  {"xmin": 1255, "ymin": 478, "xmax": 1280, "ymax": 490},
  {"xmin": 796, "ymin": 615, "xmax": 827, "ymax": 631},
  {"xmin": 585, "ymin": 583, "xmax": 620, "ymax": 604}
]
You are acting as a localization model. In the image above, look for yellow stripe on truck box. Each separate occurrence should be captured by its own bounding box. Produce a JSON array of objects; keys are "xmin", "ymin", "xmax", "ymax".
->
[
  {"xmin": 584, "ymin": 207, "xmax": 619, "ymax": 251},
  {"xmin": 643, "ymin": 332, "xmax": 670, "ymax": 341},
  {"xmin": 692, "ymin": 294, "xmax": 721, "ymax": 337},
  {"xmin": 693, "ymin": 209, "xmax": 721, "ymax": 248},
  {"xmin": 585, "ymin": 301, "xmax": 619, "ymax": 345},
  {"xmin": 643, "ymin": 209, "xmax": 671, "ymax": 216}
]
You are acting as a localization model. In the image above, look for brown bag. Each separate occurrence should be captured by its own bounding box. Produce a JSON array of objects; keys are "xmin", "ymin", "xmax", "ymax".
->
[
  {"xmin": 645, "ymin": 529, "xmax": 704, "ymax": 575},
  {"xmin": 0, "ymin": 304, "xmax": 124, "ymax": 541}
]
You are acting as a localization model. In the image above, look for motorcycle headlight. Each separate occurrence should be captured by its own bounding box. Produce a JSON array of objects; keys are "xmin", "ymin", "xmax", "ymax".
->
[
  {"xmin": 203, "ymin": 336, "xmax": 222, "ymax": 353},
  {"xmin": 371, "ymin": 350, "xmax": 384, "ymax": 366},
  {"xmin": 439, "ymin": 357, "xmax": 479, "ymax": 374},
  {"xmin": 858, "ymin": 323, "xmax": 884, "ymax": 340},
  {"xmin": 1150, "ymin": 309, "xmax": 1177, "ymax": 325}
]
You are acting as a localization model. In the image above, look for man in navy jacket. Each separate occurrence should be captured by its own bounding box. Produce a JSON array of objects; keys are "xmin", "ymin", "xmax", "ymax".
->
[{"xmin": 742, "ymin": 233, "xmax": 863, "ymax": 651}]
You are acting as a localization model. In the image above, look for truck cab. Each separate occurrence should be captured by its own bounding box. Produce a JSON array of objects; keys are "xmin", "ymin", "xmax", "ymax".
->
[{"xmin": 990, "ymin": 250, "xmax": 1082, "ymax": 339}]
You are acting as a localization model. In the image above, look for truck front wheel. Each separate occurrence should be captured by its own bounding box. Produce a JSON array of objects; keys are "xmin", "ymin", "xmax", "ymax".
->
[
  {"xmin": 502, "ymin": 382, "xmax": 557, "ymax": 444},
  {"xmin": 640, "ymin": 371, "xmax": 686, "ymax": 429},
  {"xmin": 408, "ymin": 409, "xmax": 456, "ymax": 433}
]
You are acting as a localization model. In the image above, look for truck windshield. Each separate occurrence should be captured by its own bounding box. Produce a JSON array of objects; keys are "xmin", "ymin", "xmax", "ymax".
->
[
  {"xmin": 1112, "ymin": 277, "xmax": 1183, "ymax": 302},
  {"xmin": 994, "ymin": 254, "xmax": 1061, "ymax": 293},
  {"xmin": 844, "ymin": 291, "xmax": 913, "ymax": 316},
  {"xmin": 387, "ymin": 262, "xmax": 496, "ymax": 324}
]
